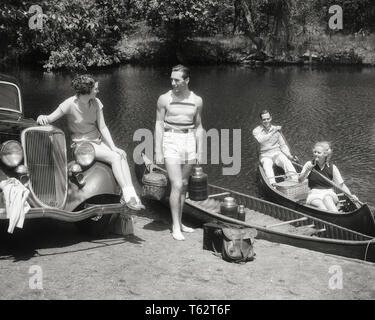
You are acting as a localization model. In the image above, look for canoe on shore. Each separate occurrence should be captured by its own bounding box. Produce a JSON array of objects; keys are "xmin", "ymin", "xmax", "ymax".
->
[
  {"xmin": 257, "ymin": 164, "xmax": 375, "ymax": 237},
  {"xmin": 135, "ymin": 158, "xmax": 375, "ymax": 263}
]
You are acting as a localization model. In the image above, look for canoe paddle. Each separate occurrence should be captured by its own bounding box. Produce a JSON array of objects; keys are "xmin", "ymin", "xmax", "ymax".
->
[{"xmin": 279, "ymin": 130, "xmax": 300, "ymax": 164}]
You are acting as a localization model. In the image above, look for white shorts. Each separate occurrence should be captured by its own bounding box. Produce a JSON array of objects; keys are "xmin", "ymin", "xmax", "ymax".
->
[
  {"xmin": 162, "ymin": 131, "xmax": 196, "ymax": 163},
  {"xmin": 306, "ymin": 188, "xmax": 339, "ymax": 205}
]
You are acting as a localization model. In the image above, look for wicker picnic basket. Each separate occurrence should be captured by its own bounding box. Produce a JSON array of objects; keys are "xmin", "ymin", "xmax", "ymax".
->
[
  {"xmin": 141, "ymin": 171, "xmax": 168, "ymax": 200},
  {"xmin": 275, "ymin": 180, "xmax": 309, "ymax": 201}
]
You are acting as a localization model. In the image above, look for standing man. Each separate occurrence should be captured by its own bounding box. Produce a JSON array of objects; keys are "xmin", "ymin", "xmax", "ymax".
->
[
  {"xmin": 253, "ymin": 110, "xmax": 298, "ymax": 185},
  {"xmin": 154, "ymin": 65, "xmax": 204, "ymax": 241}
]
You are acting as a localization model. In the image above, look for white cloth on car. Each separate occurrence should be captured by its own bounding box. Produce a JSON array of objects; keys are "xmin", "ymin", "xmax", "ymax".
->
[{"xmin": 0, "ymin": 178, "xmax": 30, "ymax": 233}]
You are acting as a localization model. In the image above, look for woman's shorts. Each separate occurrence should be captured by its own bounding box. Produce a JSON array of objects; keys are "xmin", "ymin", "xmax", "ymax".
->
[
  {"xmin": 71, "ymin": 136, "xmax": 102, "ymax": 149},
  {"xmin": 306, "ymin": 188, "xmax": 339, "ymax": 205},
  {"xmin": 162, "ymin": 131, "xmax": 196, "ymax": 163}
]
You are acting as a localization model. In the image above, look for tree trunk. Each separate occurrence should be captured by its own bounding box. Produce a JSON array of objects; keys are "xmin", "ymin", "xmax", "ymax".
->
[
  {"xmin": 239, "ymin": 0, "xmax": 263, "ymax": 51},
  {"xmin": 269, "ymin": 0, "xmax": 293, "ymax": 56},
  {"xmin": 233, "ymin": 0, "xmax": 241, "ymax": 34},
  {"xmin": 172, "ymin": 20, "xmax": 185, "ymax": 64}
]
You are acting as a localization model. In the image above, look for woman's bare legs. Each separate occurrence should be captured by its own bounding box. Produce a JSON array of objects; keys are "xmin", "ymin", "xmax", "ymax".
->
[
  {"xmin": 310, "ymin": 196, "xmax": 338, "ymax": 212},
  {"xmin": 92, "ymin": 142, "xmax": 140, "ymax": 203},
  {"xmin": 310, "ymin": 199, "xmax": 328, "ymax": 210},
  {"xmin": 323, "ymin": 195, "xmax": 339, "ymax": 212}
]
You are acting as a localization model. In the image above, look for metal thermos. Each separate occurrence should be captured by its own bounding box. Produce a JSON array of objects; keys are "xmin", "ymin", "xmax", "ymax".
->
[
  {"xmin": 188, "ymin": 166, "xmax": 208, "ymax": 201},
  {"xmin": 220, "ymin": 197, "xmax": 238, "ymax": 218},
  {"xmin": 237, "ymin": 204, "xmax": 246, "ymax": 221}
]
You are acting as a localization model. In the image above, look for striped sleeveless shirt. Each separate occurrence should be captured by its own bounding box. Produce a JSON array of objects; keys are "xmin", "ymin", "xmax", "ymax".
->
[{"xmin": 164, "ymin": 90, "xmax": 198, "ymax": 130}]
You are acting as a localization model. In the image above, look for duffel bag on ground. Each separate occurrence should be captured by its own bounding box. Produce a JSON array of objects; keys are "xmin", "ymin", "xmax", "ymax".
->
[{"xmin": 203, "ymin": 221, "xmax": 257, "ymax": 263}]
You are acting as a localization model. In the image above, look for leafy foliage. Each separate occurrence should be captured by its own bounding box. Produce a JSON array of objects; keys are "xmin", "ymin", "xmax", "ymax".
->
[
  {"xmin": 143, "ymin": 0, "xmax": 234, "ymax": 40},
  {"xmin": 1, "ymin": 0, "xmax": 374, "ymax": 69},
  {"xmin": 0, "ymin": 0, "xmax": 141, "ymax": 70},
  {"xmin": 313, "ymin": 0, "xmax": 375, "ymax": 33}
]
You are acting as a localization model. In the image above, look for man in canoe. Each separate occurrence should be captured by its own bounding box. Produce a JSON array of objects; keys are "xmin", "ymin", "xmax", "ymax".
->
[
  {"xmin": 154, "ymin": 65, "xmax": 204, "ymax": 241},
  {"xmin": 253, "ymin": 110, "xmax": 298, "ymax": 185}
]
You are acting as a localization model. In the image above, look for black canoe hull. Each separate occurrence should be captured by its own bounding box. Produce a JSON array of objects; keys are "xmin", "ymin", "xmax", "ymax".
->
[
  {"xmin": 135, "ymin": 160, "xmax": 375, "ymax": 263},
  {"xmin": 257, "ymin": 165, "xmax": 375, "ymax": 237}
]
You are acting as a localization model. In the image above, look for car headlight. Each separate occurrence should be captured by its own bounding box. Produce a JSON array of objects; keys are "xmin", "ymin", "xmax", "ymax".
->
[
  {"xmin": 0, "ymin": 140, "xmax": 23, "ymax": 167},
  {"xmin": 74, "ymin": 142, "xmax": 95, "ymax": 167}
]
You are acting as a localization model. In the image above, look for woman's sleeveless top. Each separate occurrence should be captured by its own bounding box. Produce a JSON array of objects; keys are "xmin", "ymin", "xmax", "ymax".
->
[
  {"xmin": 308, "ymin": 163, "xmax": 334, "ymax": 189},
  {"xmin": 58, "ymin": 96, "xmax": 103, "ymax": 142}
]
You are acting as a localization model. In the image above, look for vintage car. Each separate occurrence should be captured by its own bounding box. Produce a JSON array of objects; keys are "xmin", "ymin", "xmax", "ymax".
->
[{"xmin": 0, "ymin": 73, "xmax": 130, "ymax": 236}]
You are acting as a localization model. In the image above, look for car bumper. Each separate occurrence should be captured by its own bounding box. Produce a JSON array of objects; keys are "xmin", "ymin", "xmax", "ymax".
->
[{"xmin": 0, "ymin": 203, "xmax": 128, "ymax": 222}]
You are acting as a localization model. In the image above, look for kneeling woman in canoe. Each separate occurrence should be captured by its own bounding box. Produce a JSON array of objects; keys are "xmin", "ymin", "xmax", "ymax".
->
[{"xmin": 298, "ymin": 141, "xmax": 358, "ymax": 212}]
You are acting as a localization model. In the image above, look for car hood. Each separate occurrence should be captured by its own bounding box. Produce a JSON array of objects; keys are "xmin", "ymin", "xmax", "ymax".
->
[{"xmin": 0, "ymin": 111, "xmax": 36, "ymax": 136}]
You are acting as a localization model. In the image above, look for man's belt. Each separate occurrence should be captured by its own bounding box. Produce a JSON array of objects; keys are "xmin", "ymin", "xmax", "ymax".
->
[{"xmin": 164, "ymin": 128, "xmax": 195, "ymax": 133}]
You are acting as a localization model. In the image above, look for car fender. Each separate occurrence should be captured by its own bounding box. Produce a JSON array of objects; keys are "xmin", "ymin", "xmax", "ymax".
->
[{"xmin": 64, "ymin": 161, "xmax": 121, "ymax": 212}]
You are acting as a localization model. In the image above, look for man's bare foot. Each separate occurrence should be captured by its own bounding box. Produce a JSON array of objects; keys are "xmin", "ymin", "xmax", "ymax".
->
[
  {"xmin": 172, "ymin": 231, "xmax": 185, "ymax": 241},
  {"xmin": 172, "ymin": 226, "xmax": 185, "ymax": 240},
  {"xmin": 181, "ymin": 224, "xmax": 194, "ymax": 233}
]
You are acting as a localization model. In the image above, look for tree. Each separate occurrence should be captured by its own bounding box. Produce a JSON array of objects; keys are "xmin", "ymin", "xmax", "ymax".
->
[
  {"xmin": 143, "ymin": 0, "xmax": 227, "ymax": 61},
  {"xmin": 234, "ymin": 0, "xmax": 295, "ymax": 56},
  {"xmin": 237, "ymin": 0, "xmax": 264, "ymax": 51},
  {"xmin": 0, "ymin": 0, "xmax": 142, "ymax": 70}
]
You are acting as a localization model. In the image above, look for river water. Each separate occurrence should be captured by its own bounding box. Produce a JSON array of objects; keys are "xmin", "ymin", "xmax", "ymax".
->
[{"xmin": 3, "ymin": 65, "xmax": 375, "ymax": 206}]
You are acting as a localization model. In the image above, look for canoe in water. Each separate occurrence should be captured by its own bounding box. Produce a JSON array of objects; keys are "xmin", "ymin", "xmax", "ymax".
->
[{"xmin": 257, "ymin": 164, "xmax": 375, "ymax": 237}]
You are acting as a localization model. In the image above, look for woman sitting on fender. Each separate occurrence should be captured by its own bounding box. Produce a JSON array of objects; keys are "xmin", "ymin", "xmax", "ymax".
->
[{"xmin": 36, "ymin": 74, "xmax": 144, "ymax": 210}]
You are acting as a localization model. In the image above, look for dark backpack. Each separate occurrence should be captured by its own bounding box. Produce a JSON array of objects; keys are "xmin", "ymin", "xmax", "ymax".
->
[
  {"xmin": 220, "ymin": 226, "xmax": 256, "ymax": 263},
  {"xmin": 203, "ymin": 222, "xmax": 257, "ymax": 263}
]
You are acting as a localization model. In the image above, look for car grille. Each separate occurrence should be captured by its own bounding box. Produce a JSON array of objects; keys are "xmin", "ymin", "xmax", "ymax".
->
[{"xmin": 22, "ymin": 127, "xmax": 67, "ymax": 208}]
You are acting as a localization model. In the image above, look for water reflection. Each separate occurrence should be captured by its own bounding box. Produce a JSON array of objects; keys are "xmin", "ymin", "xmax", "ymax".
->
[{"xmin": 1, "ymin": 65, "xmax": 375, "ymax": 206}]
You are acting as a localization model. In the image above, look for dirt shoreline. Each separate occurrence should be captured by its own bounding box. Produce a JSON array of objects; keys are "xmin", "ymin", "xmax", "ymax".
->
[{"xmin": 0, "ymin": 202, "xmax": 374, "ymax": 300}]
